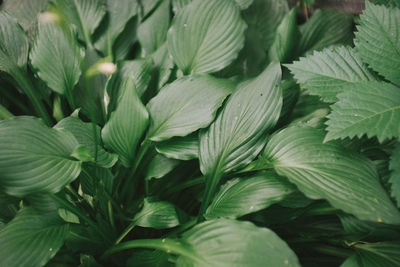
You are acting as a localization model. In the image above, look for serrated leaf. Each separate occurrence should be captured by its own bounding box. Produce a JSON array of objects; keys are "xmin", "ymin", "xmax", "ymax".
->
[
  {"xmin": 137, "ymin": 0, "xmax": 170, "ymax": 55},
  {"xmin": 167, "ymin": 0, "xmax": 246, "ymax": 74},
  {"xmin": 134, "ymin": 197, "xmax": 180, "ymax": 229},
  {"xmin": 155, "ymin": 134, "xmax": 199, "ymax": 160},
  {"xmin": 177, "ymin": 219, "xmax": 300, "ymax": 267},
  {"xmin": 355, "ymin": 2, "xmax": 400, "ymax": 86},
  {"xmin": 353, "ymin": 242, "xmax": 400, "ymax": 267},
  {"xmin": 146, "ymin": 154, "xmax": 180, "ymax": 181},
  {"xmin": 146, "ymin": 75, "xmax": 233, "ymax": 142},
  {"xmin": 0, "ymin": 116, "xmax": 81, "ymax": 197},
  {"xmin": 390, "ymin": 143, "xmax": 400, "ymax": 207},
  {"xmin": 205, "ymin": 171, "xmax": 295, "ymax": 220},
  {"xmin": 287, "ymin": 46, "xmax": 375, "ymax": 103},
  {"xmin": 30, "ymin": 20, "xmax": 82, "ymax": 96},
  {"xmin": 55, "ymin": 116, "xmax": 118, "ymax": 168},
  {"xmin": 53, "ymin": 0, "xmax": 105, "ymax": 45},
  {"xmin": 262, "ymin": 126, "xmax": 400, "ymax": 224},
  {"xmin": 325, "ymin": 81, "xmax": 400, "ymax": 142},
  {"xmin": 102, "ymin": 79, "xmax": 149, "ymax": 167},
  {"xmin": 0, "ymin": 207, "xmax": 69, "ymax": 267}
]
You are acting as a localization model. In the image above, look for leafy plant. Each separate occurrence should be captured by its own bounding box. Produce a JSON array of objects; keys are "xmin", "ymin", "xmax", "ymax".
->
[{"xmin": 1, "ymin": 0, "xmax": 400, "ymax": 266}]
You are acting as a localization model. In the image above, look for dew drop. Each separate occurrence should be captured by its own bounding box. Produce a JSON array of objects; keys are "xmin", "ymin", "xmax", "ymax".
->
[
  {"xmin": 49, "ymin": 248, "xmax": 53, "ymax": 251},
  {"xmin": 249, "ymin": 206, "xmax": 254, "ymax": 210},
  {"xmin": 183, "ymin": 23, "xmax": 187, "ymax": 27}
]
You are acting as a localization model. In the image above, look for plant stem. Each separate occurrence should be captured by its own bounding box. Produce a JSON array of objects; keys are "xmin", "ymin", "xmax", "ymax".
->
[
  {"xmin": 115, "ymin": 220, "xmax": 137, "ymax": 245},
  {"xmin": 166, "ymin": 176, "xmax": 205, "ymax": 195},
  {"xmin": 0, "ymin": 104, "xmax": 13, "ymax": 119},
  {"xmin": 84, "ymin": 73, "xmax": 99, "ymax": 161},
  {"xmin": 198, "ymin": 168, "xmax": 222, "ymax": 220},
  {"xmin": 311, "ymin": 244, "xmax": 352, "ymax": 258}
]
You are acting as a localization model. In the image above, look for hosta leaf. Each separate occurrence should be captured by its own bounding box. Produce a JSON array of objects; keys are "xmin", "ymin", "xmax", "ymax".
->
[
  {"xmin": 199, "ymin": 63, "xmax": 282, "ymax": 208},
  {"xmin": 134, "ymin": 197, "xmax": 180, "ymax": 229},
  {"xmin": 352, "ymin": 242, "xmax": 400, "ymax": 267},
  {"xmin": 127, "ymin": 250, "xmax": 172, "ymax": 267},
  {"xmin": 262, "ymin": 126, "xmax": 400, "ymax": 224},
  {"xmin": 146, "ymin": 154, "xmax": 179, "ymax": 181},
  {"xmin": 297, "ymin": 9, "xmax": 354, "ymax": 55},
  {"xmin": 155, "ymin": 134, "xmax": 199, "ymax": 160},
  {"xmin": 55, "ymin": 116, "xmax": 118, "ymax": 168},
  {"xmin": 30, "ymin": 20, "xmax": 82, "ymax": 96},
  {"xmin": 390, "ymin": 143, "xmax": 400, "ymax": 207},
  {"xmin": 139, "ymin": 0, "xmax": 160, "ymax": 17},
  {"xmin": 0, "ymin": 116, "xmax": 81, "ymax": 197},
  {"xmin": 0, "ymin": 12, "xmax": 29, "ymax": 74},
  {"xmin": 355, "ymin": 2, "xmax": 400, "ymax": 86},
  {"xmin": 205, "ymin": 171, "xmax": 295, "ymax": 220},
  {"xmin": 137, "ymin": 0, "xmax": 170, "ymax": 55},
  {"xmin": 0, "ymin": 207, "xmax": 69, "ymax": 267},
  {"xmin": 79, "ymin": 165, "xmax": 114, "ymax": 196},
  {"xmin": 340, "ymin": 255, "xmax": 360, "ymax": 267},
  {"xmin": 113, "ymin": 17, "xmax": 138, "ymax": 61},
  {"xmin": 146, "ymin": 75, "xmax": 233, "ymax": 142},
  {"xmin": 287, "ymin": 46, "xmax": 375, "ymax": 103},
  {"xmin": 152, "ymin": 43, "xmax": 174, "ymax": 90},
  {"xmin": 102, "ymin": 79, "xmax": 149, "ymax": 167},
  {"xmin": 235, "ymin": 0, "xmax": 253, "ymax": 9},
  {"xmin": 53, "ymin": 0, "xmax": 105, "ymax": 45},
  {"xmin": 325, "ymin": 81, "xmax": 400, "ymax": 142},
  {"xmin": 167, "ymin": 0, "xmax": 246, "ymax": 74},
  {"xmin": 177, "ymin": 219, "xmax": 300, "ymax": 266},
  {"xmin": 268, "ymin": 6, "xmax": 299, "ymax": 63},
  {"xmin": 172, "ymin": 0, "xmax": 191, "ymax": 13}
]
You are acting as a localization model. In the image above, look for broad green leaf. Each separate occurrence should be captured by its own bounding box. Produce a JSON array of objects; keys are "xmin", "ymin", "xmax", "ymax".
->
[
  {"xmin": 205, "ymin": 171, "xmax": 295, "ymax": 220},
  {"xmin": 0, "ymin": 207, "xmax": 69, "ymax": 267},
  {"xmin": 58, "ymin": 208, "xmax": 79, "ymax": 224},
  {"xmin": 134, "ymin": 197, "xmax": 180, "ymax": 229},
  {"xmin": 0, "ymin": 12, "xmax": 29, "ymax": 75},
  {"xmin": 30, "ymin": 19, "xmax": 82, "ymax": 96},
  {"xmin": 55, "ymin": 116, "xmax": 118, "ymax": 168},
  {"xmin": 139, "ymin": 0, "xmax": 160, "ymax": 17},
  {"xmin": 146, "ymin": 75, "xmax": 233, "ymax": 142},
  {"xmin": 137, "ymin": 0, "xmax": 170, "ymax": 55},
  {"xmin": 287, "ymin": 46, "xmax": 375, "ymax": 103},
  {"xmin": 167, "ymin": 0, "xmax": 246, "ymax": 74},
  {"xmin": 152, "ymin": 43, "xmax": 174, "ymax": 89},
  {"xmin": 262, "ymin": 126, "xmax": 400, "ymax": 224},
  {"xmin": 102, "ymin": 79, "xmax": 149, "ymax": 167},
  {"xmin": 146, "ymin": 154, "xmax": 180, "ymax": 181},
  {"xmin": 155, "ymin": 134, "xmax": 199, "ymax": 160},
  {"xmin": 0, "ymin": 116, "xmax": 81, "ymax": 197},
  {"xmin": 113, "ymin": 16, "xmax": 138, "ymax": 61},
  {"xmin": 390, "ymin": 143, "xmax": 400, "ymax": 207},
  {"xmin": 53, "ymin": 0, "xmax": 105, "ymax": 45},
  {"xmin": 297, "ymin": 9, "xmax": 354, "ymax": 55},
  {"xmin": 235, "ymin": 0, "xmax": 253, "ymax": 9},
  {"xmin": 352, "ymin": 242, "xmax": 400, "ymax": 267},
  {"xmin": 199, "ymin": 63, "xmax": 282, "ymax": 208},
  {"xmin": 325, "ymin": 81, "xmax": 400, "ymax": 142},
  {"xmin": 355, "ymin": 2, "xmax": 400, "ymax": 86},
  {"xmin": 127, "ymin": 250, "xmax": 172, "ymax": 267},
  {"xmin": 279, "ymin": 79, "xmax": 300, "ymax": 122},
  {"xmin": 373, "ymin": 0, "xmax": 400, "ymax": 7},
  {"xmin": 79, "ymin": 165, "xmax": 114, "ymax": 196},
  {"xmin": 177, "ymin": 219, "xmax": 300, "ymax": 266},
  {"xmin": 340, "ymin": 255, "xmax": 360, "ymax": 267},
  {"xmin": 268, "ymin": 6, "xmax": 299, "ymax": 63}
]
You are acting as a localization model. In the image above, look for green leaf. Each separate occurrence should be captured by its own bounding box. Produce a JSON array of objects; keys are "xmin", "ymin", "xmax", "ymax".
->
[
  {"xmin": 139, "ymin": 0, "xmax": 161, "ymax": 17},
  {"xmin": 146, "ymin": 154, "xmax": 180, "ymax": 181},
  {"xmin": 373, "ymin": 0, "xmax": 400, "ymax": 8},
  {"xmin": 102, "ymin": 79, "xmax": 149, "ymax": 167},
  {"xmin": 134, "ymin": 197, "xmax": 180, "ymax": 229},
  {"xmin": 112, "ymin": 16, "xmax": 138, "ymax": 61},
  {"xmin": 172, "ymin": 0, "xmax": 191, "ymax": 13},
  {"xmin": 155, "ymin": 134, "xmax": 199, "ymax": 160},
  {"xmin": 355, "ymin": 2, "xmax": 400, "ymax": 86},
  {"xmin": 234, "ymin": 0, "xmax": 253, "ymax": 9},
  {"xmin": 297, "ymin": 9, "xmax": 354, "ymax": 55},
  {"xmin": 53, "ymin": 0, "xmax": 105, "ymax": 45},
  {"xmin": 268, "ymin": 6, "xmax": 299, "ymax": 63},
  {"xmin": 0, "ymin": 12, "xmax": 29, "ymax": 75},
  {"xmin": 137, "ymin": 0, "xmax": 170, "ymax": 55},
  {"xmin": 199, "ymin": 63, "xmax": 282, "ymax": 210},
  {"xmin": 287, "ymin": 46, "xmax": 375, "ymax": 103},
  {"xmin": 127, "ymin": 250, "xmax": 172, "ymax": 267},
  {"xmin": 0, "ymin": 116, "xmax": 81, "ymax": 197},
  {"xmin": 146, "ymin": 75, "xmax": 233, "ymax": 142},
  {"xmin": 325, "ymin": 81, "xmax": 400, "ymax": 142},
  {"xmin": 353, "ymin": 242, "xmax": 400, "ymax": 267},
  {"xmin": 167, "ymin": 0, "xmax": 246, "ymax": 74},
  {"xmin": 177, "ymin": 219, "xmax": 300, "ymax": 266},
  {"xmin": 390, "ymin": 143, "xmax": 400, "ymax": 207},
  {"xmin": 58, "ymin": 208, "xmax": 80, "ymax": 224},
  {"xmin": 205, "ymin": 171, "xmax": 295, "ymax": 220},
  {"xmin": 152, "ymin": 43, "xmax": 174, "ymax": 89},
  {"xmin": 30, "ymin": 19, "xmax": 82, "ymax": 97},
  {"xmin": 340, "ymin": 255, "xmax": 360, "ymax": 267},
  {"xmin": 70, "ymin": 145, "xmax": 93, "ymax": 162},
  {"xmin": 0, "ymin": 207, "xmax": 69, "ymax": 267},
  {"xmin": 262, "ymin": 126, "xmax": 400, "ymax": 224},
  {"xmin": 55, "ymin": 116, "xmax": 118, "ymax": 168}
]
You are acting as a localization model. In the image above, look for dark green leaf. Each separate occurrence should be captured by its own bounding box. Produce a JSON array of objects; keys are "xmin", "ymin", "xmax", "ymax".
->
[
  {"xmin": 152, "ymin": 43, "xmax": 174, "ymax": 89},
  {"xmin": 390, "ymin": 143, "xmax": 400, "ymax": 207},
  {"xmin": 127, "ymin": 250, "xmax": 172, "ymax": 267},
  {"xmin": 155, "ymin": 134, "xmax": 199, "ymax": 160},
  {"xmin": 134, "ymin": 197, "xmax": 180, "ymax": 229},
  {"xmin": 353, "ymin": 241, "xmax": 400, "ymax": 267},
  {"xmin": 373, "ymin": 0, "xmax": 400, "ymax": 8},
  {"xmin": 146, "ymin": 154, "xmax": 180, "ymax": 181}
]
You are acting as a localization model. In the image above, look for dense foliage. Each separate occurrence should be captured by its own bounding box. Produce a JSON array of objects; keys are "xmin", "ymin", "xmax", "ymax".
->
[{"xmin": 0, "ymin": 0, "xmax": 400, "ymax": 266}]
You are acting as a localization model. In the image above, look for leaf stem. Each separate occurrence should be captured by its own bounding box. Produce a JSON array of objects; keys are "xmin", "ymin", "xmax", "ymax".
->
[
  {"xmin": 115, "ymin": 220, "xmax": 137, "ymax": 245},
  {"xmin": 198, "ymin": 169, "xmax": 222, "ymax": 220}
]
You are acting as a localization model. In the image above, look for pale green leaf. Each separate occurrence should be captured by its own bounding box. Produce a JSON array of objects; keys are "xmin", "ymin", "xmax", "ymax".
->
[
  {"xmin": 355, "ymin": 2, "xmax": 400, "ymax": 86},
  {"xmin": 139, "ymin": 0, "xmax": 160, "ymax": 17},
  {"xmin": 262, "ymin": 126, "xmax": 400, "ymax": 224},
  {"xmin": 102, "ymin": 79, "xmax": 149, "ymax": 167},
  {"xmin": 134, "ymin": 197, "xmax": 180, "ymax": 229},
  {"xmin": 172, "ymin": 0, "xmax": 191, "ymax": 13},
  {"xmin": 155, "ymin": 134, "xmax": 199, "ymax": 160},
  {"xmin": 30, "ymin": 20, "xmax": 82, "ymax": 96},
  {"xmin": 177, "ymin": 219, "xmax": 300, "ymax": 267},
  {"xmin": 390, "ymin": 143, "xmax": 400, "ymax": 207},
  {"xmin": 55, "ymin": 116, "xmax": 118, "ymax": 168},
  {"xmin": 0, "ymin": 116, "xmax": 81, "ymax": 197},
  {"xmin": 234, "ymin": 0, "xmax": 253, "ymax": 9},
  {"xmin": 287, "ymin": 46, "xmax": 375, "ymax": 103},
  {"xmin": 167, "ymin": 0, "xmax": 246, "ymax": 74},
  {"xmin": 146, "ymin": 154, "xmax": 180, "ymax": 181},
  {"xmin": 146, "ymin": 75, "xmax": 233, "ymax": 142},
  {"xmin": 325, "ymin": 81, "xmax": 400, "ymax": 142},
  {"xmin": 205, "ymin": 171, "xmax": 295, "ymax": 220},
  {"xmin": 0, "ymin": 207, "xmax": 69, "ymax": 267},
  {"xmin": 58, "ymin": 208, "xmax": 79, "ymax": 224}
]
